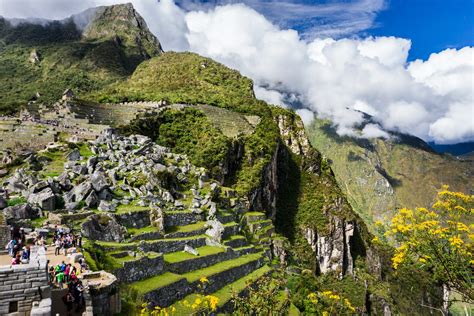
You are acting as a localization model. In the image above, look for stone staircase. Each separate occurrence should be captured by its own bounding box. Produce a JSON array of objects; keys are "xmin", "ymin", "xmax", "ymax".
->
[{"xmin": 90, "ymin": 207, "xmax": 274, "ymax": 311}]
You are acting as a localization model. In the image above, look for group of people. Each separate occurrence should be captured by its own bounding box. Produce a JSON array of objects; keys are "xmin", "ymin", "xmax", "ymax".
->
[
  {"xmin": 5, "ymin": 227, "xmax": 30, "ymax": 265},
  {"xmin": 62, "ymin": 277, "xmax": 87, "ymax": 314},
  {"xmin": 53, "ymin": 226, "xmax": 82, "ymax": 256}
]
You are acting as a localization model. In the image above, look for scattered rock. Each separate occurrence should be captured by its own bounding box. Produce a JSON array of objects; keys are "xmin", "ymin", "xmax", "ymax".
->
[
  {"xmin": 27, "ymin": 188, "xmax": 56, "ymax": 211},
  {"xmin": 184, "ymin": 244, "xmax": 199, "ymax": 256},
  {"xmin": 98, "ymin": 200, "xmax": 116, "ymax": 212},
  {"xmin": 67, "ymin": 149, "xmax": 81, "ymax": 161}
]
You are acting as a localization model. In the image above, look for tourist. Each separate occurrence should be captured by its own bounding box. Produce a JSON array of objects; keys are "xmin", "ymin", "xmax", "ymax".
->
[
  {"xmin": 20, "ymin": 246, "xmax": 30, "ymax": 264},
  {"xmin": 72, "ymin": 279, "xmax": 86, "ymax": 312},
  {"xmin": 56, "ymin": 270, "xmax": 65, "ymax": 288},
  {"xmin": 11, "ymin": 254, "xmax": 21, "ymax": 265},
  {"xmin": 54, "ymin": 238, "xmax": 61, "ymax": 256},
  {"xmin": 62, "ymin": 289, "xmax": 75, "ymax": 315},
  {"xmin": 64, "ymin": 263, "xmax": 71, "ymax": 282},
  {"xmin": 48, "ymin": 266, "xmax": 55, "ymax": 284},
  {"xmin": 5, "ymin": 239, "xmax": 15, "ymax": 257}
]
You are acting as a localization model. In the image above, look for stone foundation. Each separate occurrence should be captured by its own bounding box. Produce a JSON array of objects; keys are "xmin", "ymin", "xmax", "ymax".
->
[{"xmin": 0, "ymin": 246, "xmax": 49, "ymax": 315}]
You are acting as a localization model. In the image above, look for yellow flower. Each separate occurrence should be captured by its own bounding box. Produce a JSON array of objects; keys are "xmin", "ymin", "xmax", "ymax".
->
[
  {"xmin": 448, "ymin": 235, "xmax": 464, "ymax": 248},
  {"xmin": 322, "ymin": 291, "xmax": 333, "ymax": 296},
  {"xmin": 307, "ymin": 293, "xmax": 318, "ymax": 304},
  {"xmin": 322, "ymin": 311, "xmax": 329, "ymax": 316},
  {"xmin": 419, "ymin": 257, "xmax": 426, "ymax": 263},
  {"xmin": 199, "ymin": 276, "xmax": 209, "ymax": 284},
  {"xmin": 206, "ymin": 295, "xmax": 219, "ymax": 311}
]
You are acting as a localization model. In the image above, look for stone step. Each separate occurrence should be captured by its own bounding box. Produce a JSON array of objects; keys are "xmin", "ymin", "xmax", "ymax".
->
[
  {"xmin": 164, "ymin": 210, "xmax": 204, "ymax": 227},
  {"xmin": 164, "ymin": 221, "xmax": 207, "ymax": 239},
  {"xmin": 128, "ymin": 230, "xmax": 162, "ymax": 242},
  {"xmin": 216, "ymin": 212, "xmax": 236, "ymax": 224},
  {"xmin": 222, "ymin": 222, "xmax": 240, "ymax": 239},
  {"xmin": 254, "ymin": 225, "xmax": 275, "ymax": 239},
  {"xmin": 242, "ymin": 212, "xmax": 266, "ymax": 223},
  {"xmin": 109, "ymin": 252, "xmax": 164, "ymax": 283},
  {"xmin": 223, "ymin": 235, "xmax": 248, "ymax": 248},
  {"xmin": 165, "ymin": 246, "xmax": 242, "ymax": 274},
  {"xmin": 132, "ymin": 252, "xmax": 264, "ymax": 308},
  {"xmin": 97, "ymin": 235, "xmax": 207, "ymax": 253},
  {"xmin": 173, "ymin": 264, "xmax": 272, "ymax": 314},
  {"xmin": 247, "ymin": 219, "xmax": 273, "ymax": 234}
]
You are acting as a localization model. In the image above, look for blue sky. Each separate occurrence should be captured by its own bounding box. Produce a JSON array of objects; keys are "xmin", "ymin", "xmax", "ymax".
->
[
  {"xmin": 177, "ymin": 0, "xmax": 474, "ymax": 60},
  {"xmin": 369, "ymin": 0, "xmax": 474, "ymax": 60}
]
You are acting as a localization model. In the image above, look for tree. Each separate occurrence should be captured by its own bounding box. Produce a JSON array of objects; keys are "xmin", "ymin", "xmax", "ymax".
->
[{"xmin": 388, "ymin": 186, "xmax": 473, "ymax": 312}]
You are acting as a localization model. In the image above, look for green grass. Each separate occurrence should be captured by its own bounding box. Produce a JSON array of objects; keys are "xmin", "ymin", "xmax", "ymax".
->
[
  {"xmin": 127, "ymin": 226, "xmax": 159, "ymax": 235},
  {"xmin": 173, "ymin": 265, "xmax": 272, "ymax": 314},
  {"xmin": 131, "ymin": 272, "xmax": 185, "ymax": 295},
  {"xmin": 164, "ymin": 245, "xmax": 226, "ymax": 264},
  {"xmin": 182, "ymin": 252, "xmax": 262, "ymax": 283},
  {"xmin": 38, "ymin": 148, "xmax": 66, "ymax": 178},
  {"xmin": 78, "ymin": 142, "xmax": 93, "ymax": 157},
  {"xmin": 115, "ymin": 204, "xmax": 149, "ymax": 214},
  {"xmin": 166, "ymin": 221, "xmax": 206, "ymax": 234}
]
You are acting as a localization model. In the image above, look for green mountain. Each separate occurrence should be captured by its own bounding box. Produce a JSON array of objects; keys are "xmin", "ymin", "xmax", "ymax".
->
[
  {"xmin": 0, "ymin": 4, "xmax": 454, "ymax": 315},
  {"xmin": 0, "ymin": 3, "xmax": 162, "ymax": 114},
  {"xmin": 306, "ymin": 118, "xmax": 474, "ymax": 233}
]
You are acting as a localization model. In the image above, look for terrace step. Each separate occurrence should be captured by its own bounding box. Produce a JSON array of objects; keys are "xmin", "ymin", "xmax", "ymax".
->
[
  {"xmin": 216, "ymin": 212, "xmax": 236, "ymax": 224},
  {"xmin": 165, "ymin": 246, "xmax": 239, "ymax": 274},
  {"xmin": 247, "ymin": 219, "xmax": 273, "ymax": 234},
  {"xmin": 173, "ymin": 265, "xmax": 273, "ymax": 314},
  {"xmin": 223, "ymin": 235, "xmax": 248, "ymax": 248},
  {"xmin": 254, "ymin": 225, "xmax": 275, "ymax": 238},
  {"xmin": 165, "ymin": 221, "xmax": 207, "ymax": 239},
  {"xmin": 132, "ymin": 252, "xmax": 264, "ymax": 308},
  {"xmin": 222, "ymin": 222, "xmax": 240, "ymax": 239},
  {"xmin": 164, "ymin": 210, "xmax": 204, "ymax": 227},
  {"xmin": 97, "ymin": 235, "xmax": 207, "ymax": 253},
  {"xmin": 242, "ymin": 212, "xmax": 266, "ymax": 223}
]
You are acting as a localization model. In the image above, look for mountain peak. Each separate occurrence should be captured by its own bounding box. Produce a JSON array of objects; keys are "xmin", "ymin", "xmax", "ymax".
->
[{"xmin": 83, "ymin": 3, "xmax": 163, "ymax": 57}]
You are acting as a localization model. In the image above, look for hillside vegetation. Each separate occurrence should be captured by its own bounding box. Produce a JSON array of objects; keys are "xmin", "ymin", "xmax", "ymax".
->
[{"xmin": 306, "ymin": 118, "xmax": 474, "ymax": 234}]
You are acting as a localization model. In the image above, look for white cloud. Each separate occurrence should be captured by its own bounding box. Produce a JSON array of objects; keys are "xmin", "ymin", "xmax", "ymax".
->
[
  {"xmin": 296, "ymin": 109, "xmax": 315, "ymax": 126},
  {"xmin": 254, "ymin": 86, "xmax": 287, "ymax": 107},
  {"xmin": 0, "ymin": 0, "xmax": 472, "ymax": 143}
]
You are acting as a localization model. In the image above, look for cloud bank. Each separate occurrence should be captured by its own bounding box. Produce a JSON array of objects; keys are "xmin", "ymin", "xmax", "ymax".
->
[{"xmin": 0, "ymin": 0, "xmax": 472, "ymax": 143}]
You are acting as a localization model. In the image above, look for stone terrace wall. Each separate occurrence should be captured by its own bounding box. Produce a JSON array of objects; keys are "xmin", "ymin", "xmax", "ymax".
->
[
  {"xmin": 0, "ymin": 246, "xmax": 49, "ymax": 315},
  {"xmin": 113, "ymin": 254, "xmax": 164, "ymax": 283}
]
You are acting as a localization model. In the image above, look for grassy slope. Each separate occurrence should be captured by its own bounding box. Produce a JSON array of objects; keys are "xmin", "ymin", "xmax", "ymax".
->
[{"xmin": 306, "ymin": 118, "xmax": 474, "ymax": 232}]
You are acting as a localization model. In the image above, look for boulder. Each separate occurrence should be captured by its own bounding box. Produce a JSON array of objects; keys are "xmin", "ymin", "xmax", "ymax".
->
[
  {"xmin": 98, "ymin": 200, "xmax": 116, "ymax": 212},
  {"xmin": 184, "ymin": 244, "xmax": 199, "ymax": 256},
  {"xmin": 98, "ymin": 188, "xmax": 113, "ymax": 201},
  {"xmin": 64, "ymin": 181, "xmax": 92, "ymax": 203},
  {"xmin": 85, "ymin": 191, "xmax": 99, "ymax": 208},
  {"xmin": 91, "ymin": 171, "xmax": 109, "ymax": 192},
  {"xmin": 81, "ymin": 214, "xmax": 126, "ymax": 242},
  {"xmin": 205, "ymin": 219, "xmax": 224, "ymax": 246},
  {"xmin": 67, "ymin": 149, "xmax": 81, "ymax": 161},
  {"xmin": 3, "ymin": 203, "xmax": 39, "ymax": 220},
  {"xmin": 150, "ymin": 205, "xmax": 165, "ymax": 234},
  {"xmin": 27, "ymin": 188, "xmax": 55, "ymax": 211}
]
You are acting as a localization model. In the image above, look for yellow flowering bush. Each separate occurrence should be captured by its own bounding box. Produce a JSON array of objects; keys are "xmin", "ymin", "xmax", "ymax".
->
[
  {"xmin": 388, "ymin": 186, "xmax": 473, "ymax": 301},
  {"xmin": 303, "ymin": 290, "xmax": 356, "ymax": 314}
]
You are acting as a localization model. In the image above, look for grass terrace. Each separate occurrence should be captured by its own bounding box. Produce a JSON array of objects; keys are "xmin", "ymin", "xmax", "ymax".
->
[{"xmin": 163, "ymin": 245, "xmax": 225, "ymax": 264}]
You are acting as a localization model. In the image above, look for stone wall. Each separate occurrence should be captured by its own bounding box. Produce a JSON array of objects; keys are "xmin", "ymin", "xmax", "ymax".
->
[
  {"xmin": 83, "ymin": 271, "xmax": 120, "ymax": 316},
  {"xmin": 114, "ymin": 211, "xmax": 151, "ymax": 229},
  {"xmin": 0, "ymin": 246, "xmax": 49, "ymax": 315},
  {"xmin": 113, "ymin": 254, "xmax": 164, "ymax": 283},
  {"xmin": 164, "ymin": 212, "xmax": 204, "ymax": 227}
]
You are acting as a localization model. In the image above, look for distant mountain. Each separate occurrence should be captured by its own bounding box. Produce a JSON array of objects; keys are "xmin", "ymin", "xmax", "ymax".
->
[
  {"xmin": 428, "ymin": 141, "xmax": 474, "ymax": 156},
  {"xmin": 0, "ymin": 3, "xmax": 162, "ymax": 114},
  {"xmin": 306, "ymin": 118, "xmax": 474, "ymax": 232}
]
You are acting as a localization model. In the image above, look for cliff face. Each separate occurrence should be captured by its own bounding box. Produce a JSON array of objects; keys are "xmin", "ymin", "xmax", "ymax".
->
[{"xmin": 246, "ymin": 110, "xmax": 376, "ymax": 279}]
